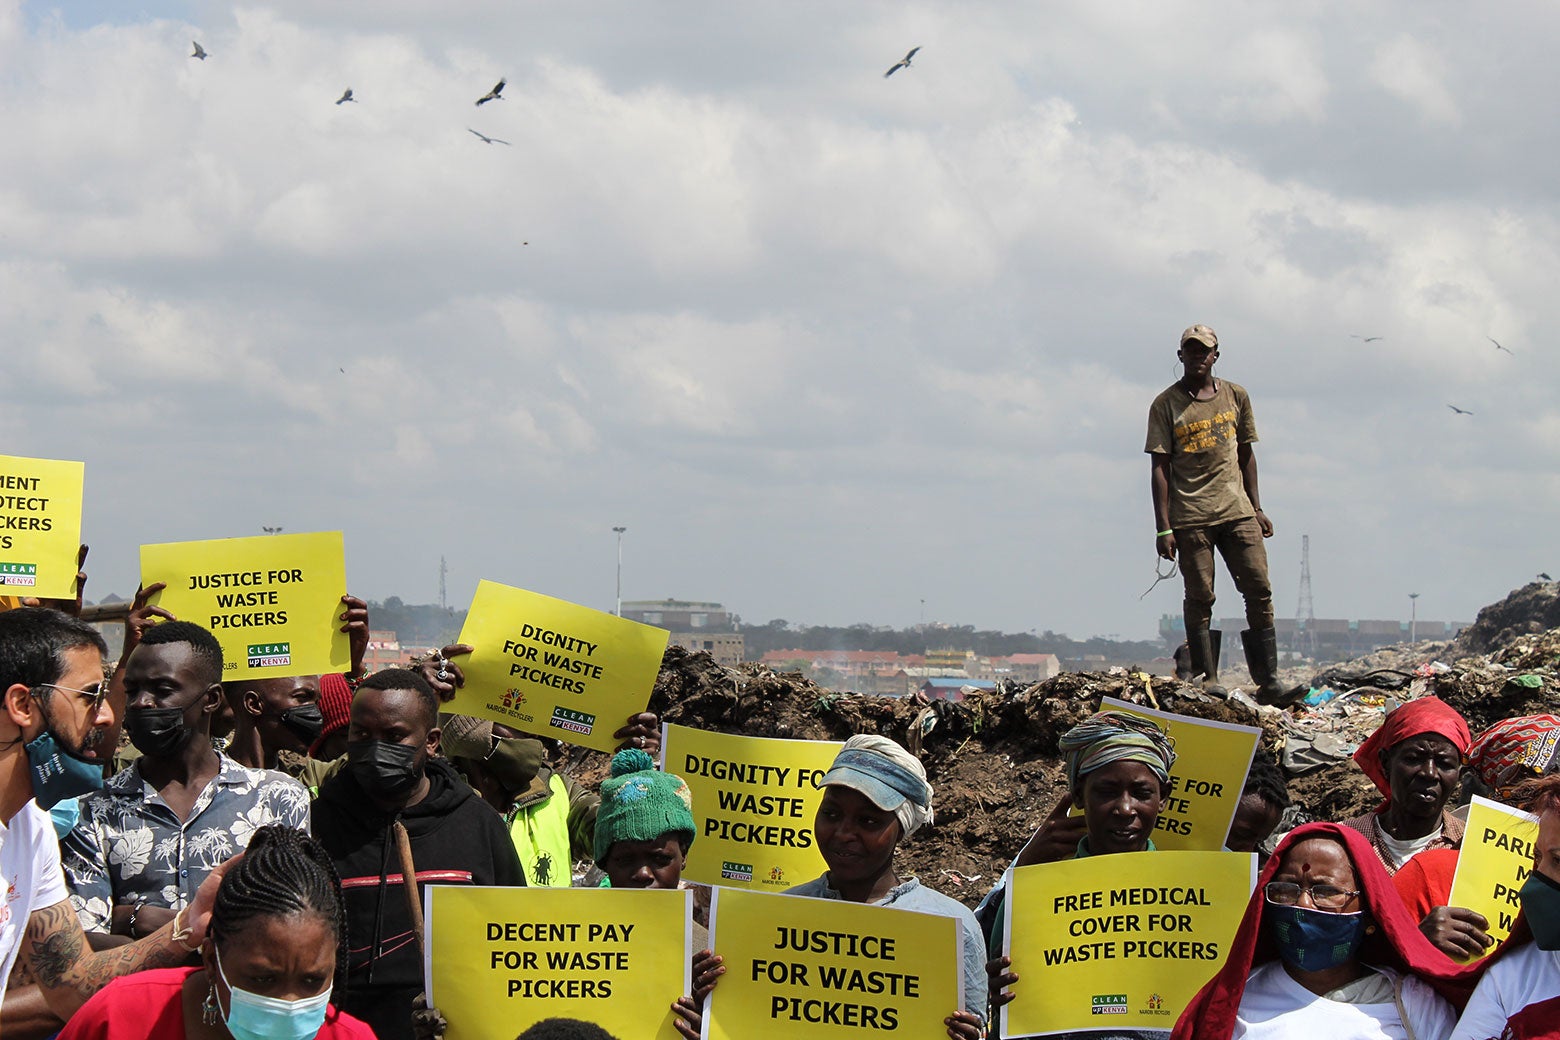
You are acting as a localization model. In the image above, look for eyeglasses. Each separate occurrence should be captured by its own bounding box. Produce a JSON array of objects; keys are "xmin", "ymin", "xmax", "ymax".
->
[
  {"xmin": 34, "ymin": 681, "xmax": 111, "ymax": 713},
  {"xmin": 1264, "ymin": 881, "xmax": 1360, "ymax": 911}
]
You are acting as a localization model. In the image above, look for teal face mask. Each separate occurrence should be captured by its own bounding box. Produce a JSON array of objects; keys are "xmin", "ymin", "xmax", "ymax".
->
[
  {"xmin": 25, "ymin": 729, "xmax": 104, "ymax": 810},
  {"xmin": 1521, "ymin": 870, "xmax": 1560, "ymax": 951},
  {"xmin": 215, "ymin": 948, "xmax": 332, "ymax": 1040}
]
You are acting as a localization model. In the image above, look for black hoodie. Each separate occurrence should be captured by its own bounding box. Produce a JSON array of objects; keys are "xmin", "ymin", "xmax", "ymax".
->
[{"xmin": 313, "ymin": 756, "xmax": 525, "ymax": 1040}]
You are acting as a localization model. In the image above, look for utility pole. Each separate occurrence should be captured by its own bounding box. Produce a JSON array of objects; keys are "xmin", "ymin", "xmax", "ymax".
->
[
  {"xmin": 1296, "ymin": 535, "xmax": 1315, "ymax": 660},
  {"xmin": 439, "ymin": 556, "xmax": 448, "ymax": 611},
  {"xmin": 612, "ymin": 527, "xmax": 627, "ymax": 616}
]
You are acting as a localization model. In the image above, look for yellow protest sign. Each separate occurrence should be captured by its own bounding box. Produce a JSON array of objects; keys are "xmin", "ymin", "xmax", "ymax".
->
[
  {"xmin": 1099, "ymin": 695, "xmax": 1261, "ymax": 851},
  {"xmin": 1449, "ymin": 794, "xmax": 1541, "ymax": 958},
  {"xmin": 1001, "ymin": 850, "xmax": 1253, "ymax": 1037},
  {"xmin": 425, "ymin": 885, "xmax": 690, "ymax": 1040},
  {"xmin": 0, "ymin": 455, "xmax": 84, "ymax": 600},
  {"xmin": 140, "ymin": 531, "xmax": 349, "ymax": 681},
  {"xmin": 704, "ymin": 887, "xmax": 962, "ymax": 1039},
  {"xmin": 662, "ymin": 724, "xmax": 840, "ymax": 890},
  {"xmin": 448, "ymin": 580, "xmax": 669, "ymax": 753}
]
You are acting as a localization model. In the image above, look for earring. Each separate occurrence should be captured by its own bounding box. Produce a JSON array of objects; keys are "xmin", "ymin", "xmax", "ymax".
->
[{"xmin": 202, "ymin": 984, "xmax": 221, "ymax": 1026}]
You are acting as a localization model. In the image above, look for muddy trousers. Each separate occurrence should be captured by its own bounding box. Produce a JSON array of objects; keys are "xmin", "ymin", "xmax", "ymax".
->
[{"xmin": 1176, "ymin": 516, "xmax": 1273, "ymax": 633}]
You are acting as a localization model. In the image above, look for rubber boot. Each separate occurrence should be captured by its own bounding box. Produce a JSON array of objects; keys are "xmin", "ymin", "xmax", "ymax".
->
[
  {"xmin": 1241, "ymin": 627, "xmax": 1292, "ymax": 706},
  {"xmin": 1186, "ymin": 628, "xmax": 1227, "ymax": 697}
]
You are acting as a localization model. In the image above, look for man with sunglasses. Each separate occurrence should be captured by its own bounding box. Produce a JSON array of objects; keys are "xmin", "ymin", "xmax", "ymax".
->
[
  {"xmin": 1146, "ymin": 323, "xmax": 1286, "ymax": 704},
  {"xmin": 0, "ymin": 607, "xmax": 231, "ymax": 1019}
]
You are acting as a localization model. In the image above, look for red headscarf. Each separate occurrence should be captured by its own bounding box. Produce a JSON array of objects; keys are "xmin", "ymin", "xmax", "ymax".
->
[
  {"xmin": 1352, "ymin": 696, "xmax": 1473, "ymax": 797},
  {"xmin": 1171, "ymin": 822, "xmax": 1478, "ymax": 1040}
]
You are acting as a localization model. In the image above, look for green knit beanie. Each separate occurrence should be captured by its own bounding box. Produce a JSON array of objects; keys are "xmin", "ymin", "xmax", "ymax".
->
[{"xmin": 593, "ymin": 748, "xmax": 696, "ymax": 863}]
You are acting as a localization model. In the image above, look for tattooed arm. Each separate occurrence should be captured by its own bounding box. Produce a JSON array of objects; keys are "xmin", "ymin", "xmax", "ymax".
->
[{"xmin": 23, "ymin": 853, "xmax": 238, "ymax": 1019}]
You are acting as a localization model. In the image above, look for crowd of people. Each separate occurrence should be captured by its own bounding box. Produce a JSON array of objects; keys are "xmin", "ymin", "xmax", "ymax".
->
[{"xmin": 0, "ymin": 587, "xmax": 1556, "ymax": 1040}]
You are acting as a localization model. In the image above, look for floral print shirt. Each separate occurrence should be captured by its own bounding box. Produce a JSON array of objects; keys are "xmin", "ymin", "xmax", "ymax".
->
[{"xmin": 61, "ymin": 754, "xmax": 310, "ymax": 931}]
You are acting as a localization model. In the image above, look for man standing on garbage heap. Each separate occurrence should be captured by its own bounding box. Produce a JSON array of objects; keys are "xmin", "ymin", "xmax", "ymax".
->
[{"xmin": 1146, "ymin": 323, "xmax": 1285, "ymax": 704}]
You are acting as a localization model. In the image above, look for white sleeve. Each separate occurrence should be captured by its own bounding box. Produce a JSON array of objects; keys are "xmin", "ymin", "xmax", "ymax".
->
[
  {"xmin": 27, "ymin": 806, "xmax": 68, "ymax": 912},
  {"xmin": 1448, "ymin": 965, "xmax": 1512, "ymax": 1040},
  {"xmin": 1399, "ymin": 974, "xmax": 1457, "ymax": 1040}
]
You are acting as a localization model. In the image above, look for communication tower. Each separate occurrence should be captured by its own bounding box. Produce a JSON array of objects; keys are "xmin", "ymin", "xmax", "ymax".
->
[{"xmin": 1296, "ymin": 535, "xmax": 1315, "ymax": 659}]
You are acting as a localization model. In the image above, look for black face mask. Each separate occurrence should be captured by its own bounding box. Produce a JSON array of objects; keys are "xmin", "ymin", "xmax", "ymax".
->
[
  {"xmin": 124, "ymin": 706, "xmax": 194, "ymax": 758},
  {"xmin": 270, "ymin": 704, "xmax": 325, "ymax": 745},
  {"xmin": 347, "ymin": 740, "xmax": 422, "ymax": 800}
]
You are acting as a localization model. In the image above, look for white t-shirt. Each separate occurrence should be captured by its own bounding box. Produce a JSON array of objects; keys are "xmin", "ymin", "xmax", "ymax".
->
[
  {"xmin": 0, "ymin": 800, "xmax": 70, "ymax": 998},
  {"xmin": 1234, "ymin": 961, "xmax": 1456, "ymax": 1040},
  {"xmin": 1449, "ymin": 942, "xmax": 1560, "ymax": 1040}
]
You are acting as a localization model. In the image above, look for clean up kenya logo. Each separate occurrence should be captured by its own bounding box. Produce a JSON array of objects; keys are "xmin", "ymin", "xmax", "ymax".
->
[
  {"xmin": 247, "ymin": 643, "xmax": 292, "ymax": 668},
  {"xmin": 0, "ymin": 563, "xmax": 36, "ymax": 587},
  {"xmin": 1091, "ymin": 995, "xmax": 1128, "ymax": 1015},
  {"xmin": 721, "ymin": 861, "xmax": 754, "ymax": 882},
  {"xmin": 548, "ymin": 706, "xmax": 595, "ymax": 736}
]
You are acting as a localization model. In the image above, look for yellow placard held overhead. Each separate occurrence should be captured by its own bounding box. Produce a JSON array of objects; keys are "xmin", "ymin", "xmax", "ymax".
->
[
  {"xmin": 1099, "ymin": 695, "xmax": 1261, "ymax": 851},
  {"xmin": 449, "ymin": 580, "xmax": 669, "ymax": 753},
  {"xmin": 1448, "ymin": 795, "xmax": 1542, "ymax": 958},
  {"xmin": 140, "ymin": 531, "xmax": 350, "ymax": 681},
  {"xmin": 662, "ymin": 724, "xmax": 840, "ymax": 890},
  {"xmin": 0, "ymin": 455, "xmax": 85, "ymax": 601},
  {"xmin": 703, "ymin": 887, "xmax": 963, "ymax": 1040},
  {"xmin": 1001, "ymin": 850, "xmax": 1253, "ymax": 1038},
  {"xmin": 425, "ymin": 885, "xmax": 691, "ymax": 1040}
]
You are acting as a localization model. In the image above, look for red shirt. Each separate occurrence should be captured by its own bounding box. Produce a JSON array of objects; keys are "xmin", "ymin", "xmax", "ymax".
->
[{"xmin": 58, "ymin": 967, "xmax": 376, "ymax": 1040}]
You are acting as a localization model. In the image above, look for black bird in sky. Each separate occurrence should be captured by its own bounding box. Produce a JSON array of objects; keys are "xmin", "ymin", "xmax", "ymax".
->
[
  {"xmin": 1490, "ymin": 337, "xmax": 1515, "ymax": 356},
  {"xmin": 468, "ymin": 128, "xmax": 511, "ymax": 145},
  {"xmin": 1540, "ymin": 572, "xmax": 1553, "ymax": 581},
  {"xmin": 1447, "ymin": 404, "xmax": 1474, "ymax": 415},
  {"xmin": 1350, "ymin": 334, "xmax": 1383, "ymax": 342},
  {"xmin": 476, "ymin": 79, "xmax": 506, "ymax": 105},
  {"xmin": 884, "ymin": 47, "xmax": 920, "ymax": 78},
  {"xmin": 191, "ymin": 40, "xmax": 208, "ymax": 60},
  {"xmin": 335, "ymin": 88, "xmax": 355, "ymax": 105}
]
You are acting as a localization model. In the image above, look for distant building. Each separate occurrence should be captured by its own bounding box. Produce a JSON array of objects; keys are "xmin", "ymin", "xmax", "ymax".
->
[
  {"xmin": 670, "ymin": 632, "xmax": 744, "ymax": 668},
  {"xmin": 621, "ymin": 599, "xmax": 733, "ymax": 631},
  {"xmin": 1159, "ymin": 614, "xmax": 1471, "ymax": 665},
  {"xmin": 997, "ymin": 653, "xmax": 1062, "ymax": 684},
  {"xmin": 363, "ymin": 630, "xmax": 420, "ymax": 672}
]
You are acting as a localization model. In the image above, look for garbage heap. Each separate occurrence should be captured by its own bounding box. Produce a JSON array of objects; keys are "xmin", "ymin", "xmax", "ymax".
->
[{"xmin": 559, "ymin": 581, "xmax": 1560, "ymax": 909}]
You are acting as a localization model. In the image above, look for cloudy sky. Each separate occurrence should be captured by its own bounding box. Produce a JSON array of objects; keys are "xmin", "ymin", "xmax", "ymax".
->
[{"xmin": 4, "ymin": 0, "xmax": 1556, "ymax": 640}]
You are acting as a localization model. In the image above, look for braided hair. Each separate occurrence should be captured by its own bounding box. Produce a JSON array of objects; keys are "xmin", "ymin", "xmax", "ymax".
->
[
  {"xmin": 210, "ymin": 826, "xmax": 347, "ymax": 988},
  {"xmin": 1242, "ymin": 747, "xmax": 1291, "ymax": 811}
]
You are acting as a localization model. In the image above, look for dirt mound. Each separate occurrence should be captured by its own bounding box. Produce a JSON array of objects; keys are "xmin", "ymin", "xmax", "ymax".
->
[
  {"xmin": 1455, "ymin": 580, "xmax": 1560, "ymax": 656},
  {"xmin": 563, "ymin": 647, "xmax": 1279, "ymax": 907}
]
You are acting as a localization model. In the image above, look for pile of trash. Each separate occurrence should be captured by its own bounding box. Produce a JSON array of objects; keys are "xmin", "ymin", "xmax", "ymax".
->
[{"xmin": 558, "ymin": 582, "xmax": 1560, "ymax": 908}]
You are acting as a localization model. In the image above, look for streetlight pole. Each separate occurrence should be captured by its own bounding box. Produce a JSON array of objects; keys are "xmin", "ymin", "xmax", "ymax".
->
[
  {"xmin": 1409, "ymin": 592, "xmax": 1420, "ymax": 644},
  {"xmin": 612, "ymin": 527, "xmax": 627, "ymax": 616}
]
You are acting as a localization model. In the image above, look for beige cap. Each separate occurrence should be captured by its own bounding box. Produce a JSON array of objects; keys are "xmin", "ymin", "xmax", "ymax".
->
[{"xmin": 1180, "ymin": 324, "xmax": 1218, "ymax": 349}]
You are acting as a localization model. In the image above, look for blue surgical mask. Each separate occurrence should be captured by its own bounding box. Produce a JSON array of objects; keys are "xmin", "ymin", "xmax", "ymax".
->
[
  {"xmin": 25, "ymin": 729, "xmax": 104, "ymax": 810},
  {"xmin": 1266, "ymin": 900, "xmax": 1368, "ymax": 972},
  {"xmin": 215, "ymin": 948, "xmax": 333, "ymax": 1040}
]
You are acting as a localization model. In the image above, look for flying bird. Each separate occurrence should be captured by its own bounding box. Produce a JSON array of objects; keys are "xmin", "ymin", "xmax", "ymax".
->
[
  {"xmin": 1490, "ymin": 337, "xmax": 1515, "ymax": 356},
  {"xmin": 884, "ymin": 46, "xmax": 920, "ymax": 78},
  {"xmin": 467, "ymin": 128, "xmax": 510, "ymax": 146},
  {"xmin": 191, "ymin": 41, "xmax": 208, "ymax": 60},
  {"xmin": 335, "ymin": 88, "xmax": 356, "ymax": 105},
  {"xmin": 1447, "ymin": 404, "xmax": 1474, "ymax": 415},
  {"xmin": 1350, "ymin": 334, "xmax": 1383, "ymax": 342},
  {"xmin": 475, "ymin": 79, "xmax": 506, "ymax": 105}
]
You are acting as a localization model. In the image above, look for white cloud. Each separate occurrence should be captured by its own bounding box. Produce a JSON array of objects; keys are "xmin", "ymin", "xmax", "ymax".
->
[{"xmin": 1370, "ymin": 34, "xmax": 1461, "ymax": 126}]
